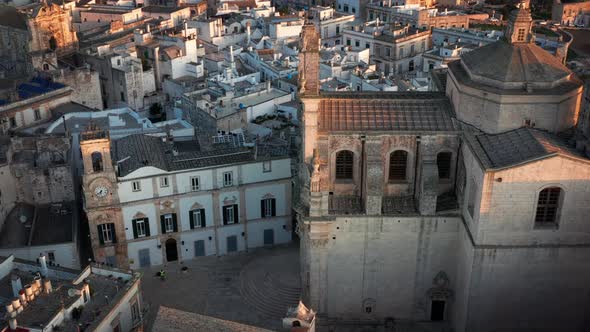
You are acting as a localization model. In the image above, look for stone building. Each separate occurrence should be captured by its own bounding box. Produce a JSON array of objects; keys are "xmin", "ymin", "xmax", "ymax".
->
[
  {"xmin": 297, "ymin": 2, "xmax": 590, "ymax": 330},
  {"xmin": 81, "ymin": 128, "xmax": 293, "ymax": 269},
  {"xmin": 342, "ymin": 22, "xmax": 432, "ymax": 75},
  {"xmin": 552, "ymin": 0, "xmax": 590, "ymax": 26},
  {"xmin": 0, "ymin": 2, "xmax": 79, "ymax": 74}
]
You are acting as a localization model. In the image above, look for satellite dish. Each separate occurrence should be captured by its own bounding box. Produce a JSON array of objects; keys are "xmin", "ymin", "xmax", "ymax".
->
[
  {"xmin": 19, "ymin": 215, "xmax": 27, "ymax": 224},
  {"xmin": 68, "ymin": 289, "xmax": 81, "ymax": 297}
]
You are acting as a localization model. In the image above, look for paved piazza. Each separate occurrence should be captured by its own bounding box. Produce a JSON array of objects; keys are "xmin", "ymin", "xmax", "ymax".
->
[{"xmin": 140, "ymin": 244, "xmax": 301, "ymax": 331}]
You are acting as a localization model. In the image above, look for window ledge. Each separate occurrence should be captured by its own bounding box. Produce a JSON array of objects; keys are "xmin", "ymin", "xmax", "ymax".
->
[
  {"xmin": 533, "ymin": 223, "xmax": 559, "ymax": 230},
  {"xmin": 388, "ymin": 180, "xmax": 409, "ymax": 184},
  {"xmin": 334, "ymin": 179, "xmax": 355, "ymax": 184}
]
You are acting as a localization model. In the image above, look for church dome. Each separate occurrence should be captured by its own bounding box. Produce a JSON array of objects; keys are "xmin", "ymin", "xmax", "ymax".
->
[
  {"xmin": 459, "ymin": 42, "xmax": 573, "ymax": 90},
  {"xmin": 454, "ymin": 1, "xmax": 577, "ymax": 91}
]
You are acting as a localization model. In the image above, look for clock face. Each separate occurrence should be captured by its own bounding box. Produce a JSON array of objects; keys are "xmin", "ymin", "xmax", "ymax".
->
[{"xmin": 94, "ymin": 186, "xmax": 109, "ymax": 198}]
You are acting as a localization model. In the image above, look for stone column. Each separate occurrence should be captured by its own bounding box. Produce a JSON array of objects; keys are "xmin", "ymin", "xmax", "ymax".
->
[{"xmin": 365, "ymin": 138, "xmax": 383, "ymax": 215}]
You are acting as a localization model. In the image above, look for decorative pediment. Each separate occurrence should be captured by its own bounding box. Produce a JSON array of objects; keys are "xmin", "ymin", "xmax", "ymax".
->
[
  {"xmin": 427, "ymin": 271, "xmax": 453, "ymax": 300},
  {"xmin": 95, "ymin": 213, "xmax": 110, "ymax": 223},
  {"xmin": 160, "ymin": 200, "xmax": 175, "ymax": 212},
  {"xmin": 223, "ymin": 196, "xmax": 237, "ymax": 205},
  {"xmin": 190, "ymin": 202, "xmax": 203, "ymax": 210},
  {"xmin": 262, "ymin": 193, "xmax": 275, "ymax": 199},
  {"xmin": 133, "ymin": 212, "xmax": 147, "ymax": 219}
]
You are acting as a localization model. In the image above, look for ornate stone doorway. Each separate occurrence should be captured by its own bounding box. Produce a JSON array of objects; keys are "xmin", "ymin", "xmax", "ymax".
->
[{"xmin": 165, "ymin": 238, "xmax": 178, "ymax": 262}]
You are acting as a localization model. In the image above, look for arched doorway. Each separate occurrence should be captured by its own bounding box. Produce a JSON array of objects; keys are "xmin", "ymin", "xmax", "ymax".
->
[{"xmin": 165, "ymin": 238, "xmax": 178, "ymax": 262}]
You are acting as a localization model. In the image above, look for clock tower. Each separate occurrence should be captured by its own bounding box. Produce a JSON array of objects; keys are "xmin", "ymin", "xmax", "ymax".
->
[{"xmin": 80, "ymin": 128, "xmax": 127, "ymax": 268}]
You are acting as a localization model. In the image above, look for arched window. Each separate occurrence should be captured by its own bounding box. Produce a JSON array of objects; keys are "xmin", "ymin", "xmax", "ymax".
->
[
  {"xmin": 535, "ymin": 187, "xmax": 562, "ymax": 225},
  {"xmin": 389, "ymin": 150, "xmax": 408, "ymax": 181},
  {"xmin": 43, "ymin": 63, "xmax": 49, "ymax": 71},
  {"xmin": 335, "ymin": 150, "xmax": 354, "ymax": 180},
  {"xmin": 91, "ymin": 152, "xmax": 103, "ymax": 172},
  {"xmin": 437, "ymin": 152, "xmax": 452, "ymax": 180}
]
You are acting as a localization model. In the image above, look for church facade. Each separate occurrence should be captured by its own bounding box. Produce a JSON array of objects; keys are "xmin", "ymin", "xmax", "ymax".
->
[{"xmin": 297, "ymin": 3, "xmax": 590, "ymax": 331}]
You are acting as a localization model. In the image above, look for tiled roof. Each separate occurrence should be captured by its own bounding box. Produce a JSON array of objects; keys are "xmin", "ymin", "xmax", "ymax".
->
[
  {"xmin": 113, "ymin": 134, "xmax": 289, "ymax": 177},
  {"xmin": 316, "ymin": 92, "xmax": 456, "ymax": 133},
  {"xmin": 465, "ymin": 127, "xmax": 588, "ymax": 170}
]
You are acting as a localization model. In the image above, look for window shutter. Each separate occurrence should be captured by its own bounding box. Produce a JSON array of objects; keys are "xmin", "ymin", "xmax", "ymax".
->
[
  {"xmin": 189, "ymin": 210, "xmax": 195, "ymax": 229},
  {"xmin": 271, "ymin": 199, "xmax": 276, "ymax": 217},
  {"xmin": 261, "ymin": 200, "xmax": 265, "ymax": 218},
  {"xmin": 132, "ymin": 219, "xmax": 138, "ymax": 239},
  {"xmin": 172, "ymin": 213, "xmax": 178, "ymax": 232},
  {"xmin": 145, "ymin": 218, "xmax": 151, "ymax": 237},
  {"xmin": 110, "ymin": 223, "xmax": 117, "ymax": 243},
  {"xmin": 222, "ymin": 207, "xmax": 228, "ymax": 225},
  {"xmin": 233, "ymin": 204, "xmax": 239, "ymax": 224},
  {"xmin": 97, "ymin": 225, "xmax": 104, "ymax": 245},
  {"xmin": 160, "ymin": 215, "xmax": 166, "ymax": 234},
  {"xmin": 200, "ymin": 209, "xmax": 206, "ymax": 227}
]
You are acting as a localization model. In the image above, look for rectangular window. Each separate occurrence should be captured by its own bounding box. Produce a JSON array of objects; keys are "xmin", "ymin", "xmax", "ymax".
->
[
  {"xmin": 261, "ymin": 198, "xmax": 276, "ymax": 218},
  {"xmin": 120, "ymin": 91, "xmax": 125, "ymax": 101},
  {"xmin": 34, "ymin": 109, "xmax": 41, "ymax": 121},
  {"xmin": 133, "ymin": 218, "xmax": 149, "ymax": 238},
  {"xmin": 98, "ymin": 223, "xmax": 115, "ymax": 244},
  {"xmin": 160, "ymin": 213, "xmax": 177, "ymax": 233},
  {"xmin": 190, "ymin": 176, "xmax": 200, "ymax": 191},
  {"xmin": 263, "ymin": 161, "xmax": 272, "ymax": 173},
  {"xmin": 517, "ymin": 28, "xmax": 525, "ymax": 41},
  {"xmin": 355, "ymin": 40, "xmax": 360, "ymax": 47},
  {"xmin": 132, "ymin": 181, "xmax": 141, "ymax": 192},
  {"xmin": 160, "ymin": 176, "xmax": 169, "ymax": 187},
  {"xmin": 222, "ymin": 204, "xmax": 239, "ymax": 225},
  {"xmin": 47, "ymin": 252, "xmax": 55, "ymax": 262},
  {"xmin": 346, "ymin": 39, "xmax": 351, "ymax": 46},
  {"xmin": 223, "ymin": 172, "xmax": 233, "ymax": 187},
  {"xmin": 9, "ymin": 117, "xmax": 16, "ymax": 128},
  {"xmin": 190, "ymin": 209, "xmax": 206, "ymax": 228},
  {"xmin": 164, "ymin": 214, "xmax": 174, "ymax": 233}
]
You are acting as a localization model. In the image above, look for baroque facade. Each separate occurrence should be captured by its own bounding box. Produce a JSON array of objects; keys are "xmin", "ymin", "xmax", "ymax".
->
[
  {"xmin": 81, "ymin": 128, "xmax": 293, "ymax": 269},
  {"xmin": 297, "ymin": 3, "xmax": 590, "ymax": 331}
]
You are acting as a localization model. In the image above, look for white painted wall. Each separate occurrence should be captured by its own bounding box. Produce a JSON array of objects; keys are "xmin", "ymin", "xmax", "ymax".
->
[
  {"xmin": 127, "ymin": 238, "xmax": 163, "ymax": 268},
  {"xmin": 0, "ymin": 242, "xmax": 80, "ymax": 269},
  {"xmin": 122, "ymin": 203, "xmax": 159, "ymax": 240},
  {"xmin": 216, "ymin": 224, "xmax": 246, "ymax": 255},
  {"xmin": 247, "ymin": 217, "xmax": 291, "ymax": 248},
  {"xmin": 245, "ymin": 183, "xmax": 288, "ymax": 220},
  {"xmin": 180, "ymin": 229, "xmax": 216, "ymax": 259}
]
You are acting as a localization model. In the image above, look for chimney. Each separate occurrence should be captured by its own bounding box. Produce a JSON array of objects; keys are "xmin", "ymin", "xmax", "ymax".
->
[
  {"xmin": 11, "ymin": 298, "xmax": 22, "ymax": 314},
  {"xmin": 39, "ymin": 254, "xmax": 48, "ymax": 277},
  {"xmin": 184, "ymin": 20, "xmax": 188, "ymax": 37},
  {"xmin": 230, "ymin": 45, "xmax": 236, "ymax": 70},
  {"xmin": 18, "ymin": 290, "xmax": 27, "ymax": 307},
  {"xmin": 11, "ymin": 275, "xmax": 22, "ymax": 298},
  {"xmin": 147, "ymin": 24, "xmax": 151, "ymax": 33},
  {"xmin": 43, "ymin": 279, "xmax": 53, "ymax": 294},
  {"xmin": 9, "ymin": 318, "xmax": 17, "ymax": 330},
  {"xmin": 33, "ymin": 276, "xmax": 42, "ymax": 296},
  {"xmin": 246, "ymin": 23, "xmax": 251, "ymax": 44}
]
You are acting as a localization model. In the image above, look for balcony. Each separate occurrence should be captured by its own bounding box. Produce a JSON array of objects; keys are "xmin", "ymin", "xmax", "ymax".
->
[
  {"xmin": 329, "ymin": 195, "xmax": 364, "ymax": 215},
  {"xmin": 382, "ymin": 196, "xmax": 417, "ymax": 215}
]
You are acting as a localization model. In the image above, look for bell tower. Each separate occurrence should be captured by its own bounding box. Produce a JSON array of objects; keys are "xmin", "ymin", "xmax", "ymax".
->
[
  {"xmin": 80, "ymin": 127, "xmax": 127, "ymax": 268},
  {"xmin": 504, "ymin": 0, "xmax": 534, "ymax": 44}
]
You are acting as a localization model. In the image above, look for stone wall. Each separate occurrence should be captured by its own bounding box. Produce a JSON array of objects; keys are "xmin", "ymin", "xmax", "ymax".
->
[
  {"xmin": 52, "ymin": 67, "xmax": 103, "ymax": 110},
  {"xmin": 301, "ymin": 215, "xmax": 461, "ymax": 323}
]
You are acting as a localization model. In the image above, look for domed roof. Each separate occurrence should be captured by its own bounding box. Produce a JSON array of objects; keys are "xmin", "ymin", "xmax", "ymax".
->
[
  {"xmin": 455, "ymin": 2, "xmax": 577, "ymax": 91},
  {"xmin": 459, "ymin": 41, "xmax": 573, "ymax": 90}
]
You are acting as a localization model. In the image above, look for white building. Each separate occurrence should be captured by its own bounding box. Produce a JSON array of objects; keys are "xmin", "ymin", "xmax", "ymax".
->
[
  {"xmin": 81, "ymin": 130, "xmax": 293, "ymax": 269},
  {"xmin": 309, "ymin": 6, "xmax": 355, "ymax": 47},
  {"xmin": 0, "ymin": 255, "xmax": 143, "ymax": 331}
]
